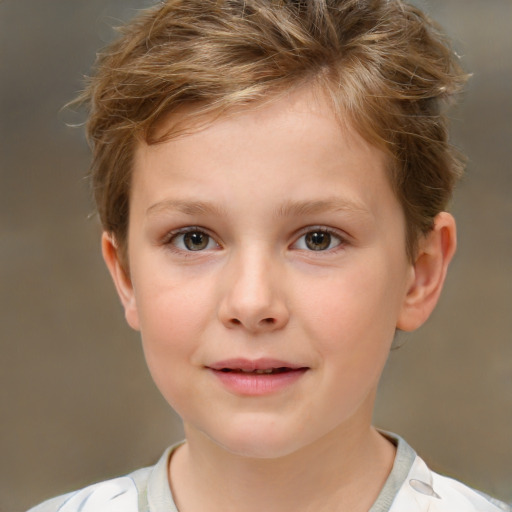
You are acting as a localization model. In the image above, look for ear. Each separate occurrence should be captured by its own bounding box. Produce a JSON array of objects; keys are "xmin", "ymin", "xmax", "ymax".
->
[
  {"xmin": 101, "ymin": 232, "xmax": 140, "ymax": 331},
  {"xmin": 397, "ymin": 212, "xmax": 457, "ymax": 332}
]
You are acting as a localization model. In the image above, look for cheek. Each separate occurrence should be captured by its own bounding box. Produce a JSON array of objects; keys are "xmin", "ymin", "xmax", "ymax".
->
[
  {"xmin": 139, "ymin": 286, "xmax": 202, "ymax": 341},
  {"xmin": 133, "ymin": 261, "xmax": 217, "ymax": 340},
  {"xmin": 136, "ymin": 290, "xmax": 206, "ymax": 416},
  {"xmin": 132, "ymin": 272, "xmax": 214, "ymax": 393},
  {"xmin": 297, "ymin": 263, "xmax": 401, "ymax": 357}
]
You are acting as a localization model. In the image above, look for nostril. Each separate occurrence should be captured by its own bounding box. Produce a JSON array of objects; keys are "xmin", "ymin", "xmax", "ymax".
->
[{"xmin": 224, "ymin": 315, "xmax": 285, "ymax": 330}]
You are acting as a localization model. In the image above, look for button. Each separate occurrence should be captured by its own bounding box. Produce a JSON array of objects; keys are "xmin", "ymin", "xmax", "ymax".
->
[{"xmin": 409, "ymin": 479, "xmax": 441, "ymax": 499}]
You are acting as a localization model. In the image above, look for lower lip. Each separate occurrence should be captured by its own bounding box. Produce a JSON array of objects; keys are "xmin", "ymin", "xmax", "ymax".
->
[{"xmin": 209, "ymin": 368, "xmax": 308, "ymax": 396}]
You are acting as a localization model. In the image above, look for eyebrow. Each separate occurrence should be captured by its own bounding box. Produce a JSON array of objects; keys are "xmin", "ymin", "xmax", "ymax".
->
[
  {"xmin": 146, "ymin": 199, "xmax": 227, "ymax": 217},
  {"xmin": 146, "ymin": 197, "xmax": 370, "ymax": 219},
  {"xmin": 275, "ymin": 198, "xmax": 371, "ymax": 218}
]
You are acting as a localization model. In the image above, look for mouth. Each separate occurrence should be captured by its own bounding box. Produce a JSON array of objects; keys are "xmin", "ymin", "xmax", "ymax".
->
[
  {"xmin": 206, "ymin": 359, "xmax": 308, "ymax": 395},
  {"xmin": 207, "ymin": 358, "xmax": 308, "ymax": 374},
  {"xmin": 217, "ymin": 367, "xmax": 302, "ymax": 375}
]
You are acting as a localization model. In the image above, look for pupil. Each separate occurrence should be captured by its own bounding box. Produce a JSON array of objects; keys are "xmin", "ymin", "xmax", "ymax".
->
[
  {"xmin": 184, "ymin": 232, "xmax": 208, "ymax": 251},
  {"xmin": 306, "ymin": 231, "xmax": 330, "ymax": 251}
]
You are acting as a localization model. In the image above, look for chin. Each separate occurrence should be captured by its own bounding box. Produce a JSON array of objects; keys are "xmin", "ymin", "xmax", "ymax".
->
[{"xmin": 202, "ymin": 417, "xmax": 312, "ymax": 460}]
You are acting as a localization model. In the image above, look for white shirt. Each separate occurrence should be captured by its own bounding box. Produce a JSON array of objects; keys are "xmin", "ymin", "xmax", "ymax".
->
[{"xmin": 28, "ymin": 434, "xmax": 510, "ymax": 512}]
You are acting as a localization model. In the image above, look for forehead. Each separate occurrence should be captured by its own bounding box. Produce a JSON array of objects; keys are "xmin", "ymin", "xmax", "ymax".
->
[
  {"xmin": 147, "ymin": 84, "xmax": 386, "ymax": 158},
  {"xmin": 131, "ymin": 86, "xmax": 398, "ymax": 223}
]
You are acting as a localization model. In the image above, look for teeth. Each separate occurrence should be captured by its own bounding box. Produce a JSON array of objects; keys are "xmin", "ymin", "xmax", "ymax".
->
[
  {"xmin": 218, "ymin": 367, "xmax": 295, "ymax": 374},
  {"xmin": 239, "ymin": 368, "xmax": 274, "ymax": 374}
]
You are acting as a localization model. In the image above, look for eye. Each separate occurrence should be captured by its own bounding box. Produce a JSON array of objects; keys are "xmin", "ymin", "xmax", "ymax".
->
[
  {"xmin": 169, "ymin": 229, "xmax": 218, "ymax": 251},
  {"xmin": 294, "ymin": 229, "xmax": 343, "ymax": 252}
]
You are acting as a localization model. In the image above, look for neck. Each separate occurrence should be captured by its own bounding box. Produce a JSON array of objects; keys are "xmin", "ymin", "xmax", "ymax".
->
[{"xmin": 169, "ymin": 419, "xmax": 395, "ymax": 512}]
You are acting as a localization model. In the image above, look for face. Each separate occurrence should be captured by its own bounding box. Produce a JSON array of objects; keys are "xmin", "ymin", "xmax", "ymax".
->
[{"xmin": 110, "ymin": 87, "xmax": 418, "ymax": 459}]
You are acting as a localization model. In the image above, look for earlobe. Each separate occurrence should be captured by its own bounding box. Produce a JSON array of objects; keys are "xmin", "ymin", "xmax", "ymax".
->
[
  {"xmin": 101, "ymin": 232, "xmax": 140, "ymax": 331},
  {"xmin": 397, "ymin": 212, "xmax": 457, "ymax": 332}
]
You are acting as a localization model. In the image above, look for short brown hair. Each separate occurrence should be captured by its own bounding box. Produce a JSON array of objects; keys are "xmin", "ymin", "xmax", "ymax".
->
[{"xmin": 80, "ymin": 0, "xmax": 468, "ymax": 263}]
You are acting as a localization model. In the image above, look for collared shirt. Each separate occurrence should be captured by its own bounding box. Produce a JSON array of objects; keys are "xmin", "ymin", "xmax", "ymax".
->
[{"xmin": 28, "ymin": 434, "xmax": 511, "ymax": 512}]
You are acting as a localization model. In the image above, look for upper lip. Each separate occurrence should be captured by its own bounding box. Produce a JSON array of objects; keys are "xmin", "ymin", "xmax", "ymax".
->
[{"xmin": 207, "ymin": 358, "xmax": 307, "ymax": 371}]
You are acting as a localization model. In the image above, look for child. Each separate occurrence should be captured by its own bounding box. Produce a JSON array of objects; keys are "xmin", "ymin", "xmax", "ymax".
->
[{"xmin": 29, "ymin": 1, "xmax": 510, "ymax": 511}]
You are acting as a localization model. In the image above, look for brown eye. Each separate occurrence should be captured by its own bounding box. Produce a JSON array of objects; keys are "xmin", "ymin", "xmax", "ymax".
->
[
  {"xmin": 168, "ymin": 228, "xmax": 219, "ymax": 253},
  {"xmin": 183, "ymin": 231, "xmax": 210, "ymax": 251},
  {"xmin": 304, "ymin": 231, "xmax": 332, "ymax": 251}
]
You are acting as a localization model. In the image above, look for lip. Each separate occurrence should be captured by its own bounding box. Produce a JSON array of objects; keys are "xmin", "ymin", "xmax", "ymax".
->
[
  {"xmin": 206, "ymin": 358, "xmax": 309, "ymax": 396},
  {"xmin": 208, "ymin": 358, "xmax": 305, "ymax": 372}
]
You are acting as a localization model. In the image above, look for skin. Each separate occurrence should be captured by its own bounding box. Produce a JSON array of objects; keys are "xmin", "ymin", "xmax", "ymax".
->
[{"xmin": 103, "ymin": 86, "xmax": 456, "ymax": 512}]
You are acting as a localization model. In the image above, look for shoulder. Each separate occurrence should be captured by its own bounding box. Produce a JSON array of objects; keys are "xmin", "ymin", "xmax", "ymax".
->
[
  {"xmin": 25, "ymin": 476, "xmax": 141, "ymax": 511},
  {"xmin": 430, "ymin": 471, "xmax": 511, "ymax": 512},
  {"xmin": 390, "ymin": 454, "xmax": 511, "ymax": 512},
  {"xmin": 26, "ymin": 471, "xmax": 149, "ymax": 512},
  {"xmin": 26, "ymin": 444, "xmax": 180, "ymax": 512}
]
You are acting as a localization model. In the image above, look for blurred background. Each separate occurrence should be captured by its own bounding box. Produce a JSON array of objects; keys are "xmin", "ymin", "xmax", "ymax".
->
[{"xmin": 1, "ymin": 0, "xmax": 510, "ymax": 510}]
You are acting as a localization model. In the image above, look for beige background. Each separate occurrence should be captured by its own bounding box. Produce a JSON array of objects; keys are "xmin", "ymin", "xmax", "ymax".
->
[{"xmin": 1, "ymin": 1, "xmax": 510, "ymax": 510}]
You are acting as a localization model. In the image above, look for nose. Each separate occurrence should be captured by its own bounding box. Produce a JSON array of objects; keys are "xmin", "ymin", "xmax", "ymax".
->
[{"xmin": 217, "ymin": 248, "xmax": 290, "ymax": 333}]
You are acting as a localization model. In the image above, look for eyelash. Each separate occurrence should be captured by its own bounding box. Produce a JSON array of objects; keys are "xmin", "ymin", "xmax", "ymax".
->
[
  {"xmin": 293, "ymin": 227, "xmax": 347, "ymax": 253},
  {"xmin": 162, "ymin": 226, "xmax": 347, "ymax": 254},
  {"xmin": 163, "ymin": 226, "xmax": 220, "ymax": 253}
]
